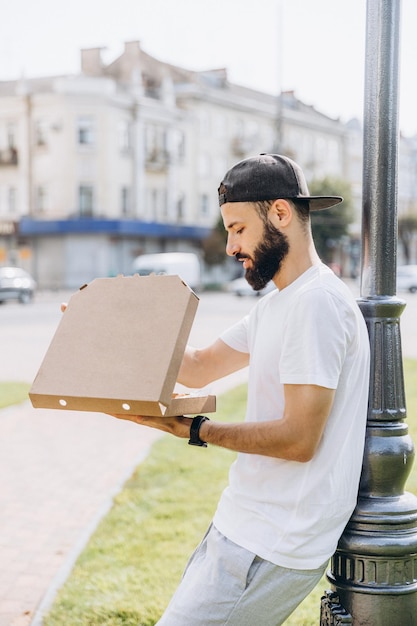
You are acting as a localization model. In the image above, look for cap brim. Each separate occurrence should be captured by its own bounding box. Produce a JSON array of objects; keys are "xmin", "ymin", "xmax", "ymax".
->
[{"xmin": 308, "ymin": 196, "xmax": 343, "ymax": 211}]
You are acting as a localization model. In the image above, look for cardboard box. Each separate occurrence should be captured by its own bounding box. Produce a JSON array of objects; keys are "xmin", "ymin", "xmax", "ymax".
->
[{"xmin": 29, "ymin": 274, "xmax": 216, "ymax": 417}]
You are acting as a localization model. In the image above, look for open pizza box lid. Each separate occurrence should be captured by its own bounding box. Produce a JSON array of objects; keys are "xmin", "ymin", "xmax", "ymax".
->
[{"xmin": 29, "ymin": 273, "xmax": 216, "ymax": 417}]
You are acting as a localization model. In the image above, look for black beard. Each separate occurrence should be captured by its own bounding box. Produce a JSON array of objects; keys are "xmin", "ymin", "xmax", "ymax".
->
[{"xmin": 244, "ymin": 220, "xmax": 289, "ymax": 291}]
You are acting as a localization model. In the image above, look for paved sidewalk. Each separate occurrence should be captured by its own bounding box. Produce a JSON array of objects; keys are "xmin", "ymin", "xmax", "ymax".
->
[
  {"xmin": 0, "ymin": 402, "xmax": 163, "ymax": 626},
  {"xmin": 0, "ymin": 375, "xmax": 249, "ymax": 626}
]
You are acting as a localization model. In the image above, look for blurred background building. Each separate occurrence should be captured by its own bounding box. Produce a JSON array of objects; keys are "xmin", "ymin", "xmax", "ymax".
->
[{"xmin": 0, "ymin": 40, "xmax": 416, "ymax": 289}]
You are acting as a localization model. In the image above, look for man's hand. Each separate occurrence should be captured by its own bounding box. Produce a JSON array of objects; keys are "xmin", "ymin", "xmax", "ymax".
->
[{"xmin": 110, "ymin": 413, "xmax": 193, "ymax": 439}]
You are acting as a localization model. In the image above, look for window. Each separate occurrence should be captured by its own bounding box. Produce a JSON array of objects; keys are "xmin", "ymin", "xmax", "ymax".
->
[
  {"xmin": 119, "ymin": 120, "xmax": 131, "ymax": 152},
  {"xmin": 79, "ymin": 185, "xmax": 94, "ymax": 216},
  {"xmin": 199, "ymin": 111, "xmax": 210, "ymax": 136},
  {"xmin": 234, "ymin": 118, "xmax": 245, "ymax": 138},
  {"xmin": 175, "ymin": 130, "xmax": 186, "ymax": 159},
  {"xmin": 35, "ymin": 120, "xmax": 48, "ymax": 146},
  {"xmin": 145, "ymin": 124, "xmax": 168, "ymax": 162},
  {"xmin": 161, "ymin": 189, "xmax": 168, "ymax": 218},
  {"xmin": 316, "ymin": 137, "xmax": 327, "ymax": 160},
  {"xmin": 77, "ymin": 117, "xmax": 95, "ymax": 146},
  {"xmin": 121, "ymin": 186, "xmax": 131, "ymax": 216},
  {"xmin": 145, "ymin": 124, "xmax": 157, "ymax": 156},
  {"xmin": 176, "ymin": 194, "xmax": 185, "ymax": 222},
  {"xmin": 215, "ymin": 156, "xmax": 227, "ymax": 179},
  {"xmin": 200, "ymin": 194, "xmax": 209, "ymax": 216},
  {"xmin": 7, "ymin": 124, "xmax": 16, "ymax": 149},
  {"xmin": 213, "ymin": 114, "xmax": 226, "ymax": 138},
  {"xmin": 151, "ymin": 189, "xmax": 158, "ymax": 219},
  {"xmin": 8, "ymin": 187, "xmax": 16, "ymax": 214},
  {"xmin": 328, "ymin": 139, "xmax": 340, "ymax": 167},
  {"xmin": 247, "ymin": 120, "xmax": 259, "ymax": 137},
  {"xmin": 198, "ymin": 153, "xmax": 210, "ymax": 178},
  {"xmin": 35, "ymin": 186, "xmax": 47, "ymax": 214}
]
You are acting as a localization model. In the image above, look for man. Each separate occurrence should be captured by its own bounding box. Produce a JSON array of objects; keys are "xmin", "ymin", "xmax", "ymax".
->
[{"xmin": 124, "ymin": 154, "xmax": 370, "ymax": 625}]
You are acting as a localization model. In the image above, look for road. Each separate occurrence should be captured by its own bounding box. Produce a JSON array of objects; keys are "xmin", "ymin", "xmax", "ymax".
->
[
  {"xmin": 1, "ymin": 283, "xmax": 416, "ymax": 387},
  {"xmin": 0, "ymin": 288, "xmax": 256, "ymax": 393}
]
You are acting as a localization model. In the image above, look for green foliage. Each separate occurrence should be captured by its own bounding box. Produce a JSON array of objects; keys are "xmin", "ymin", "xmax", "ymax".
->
[
  {"xmin": 202, "ymin": 216, "xmax": 228, "ymax": 266},
  {"xmin": 0, "ymin": 382, "xmax": 30, "ymax": 408},
  {"xmin": 398, "ymin": 214, "xmax": 417, "ymax": 264},
  {"xmin": 309, "ymin": 177, "xmax": 355, "ymax": 262},
  {"xmin": 404, "ymin": 358, "xmax": 417, "ymax": 494}
]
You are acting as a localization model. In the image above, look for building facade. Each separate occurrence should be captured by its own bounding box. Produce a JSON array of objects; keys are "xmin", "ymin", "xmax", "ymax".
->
[{"xmin": 0, "ymin": 41, "xmax": 415, "ymax": 288}]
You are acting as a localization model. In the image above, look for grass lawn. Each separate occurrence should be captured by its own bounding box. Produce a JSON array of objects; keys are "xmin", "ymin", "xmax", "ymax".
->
[
  {"xmin": 42, "ymin": 360, "xmax": 417, "ymax": 626},
  {"xmin": 0, "ymin": 381, "xmax": 31, "ymax": 409}
]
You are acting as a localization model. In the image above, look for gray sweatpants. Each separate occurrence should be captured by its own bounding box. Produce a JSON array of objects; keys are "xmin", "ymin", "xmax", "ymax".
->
[{"xmin": 156, "ymin": 524, "xmax": 327, "ymax": 626}]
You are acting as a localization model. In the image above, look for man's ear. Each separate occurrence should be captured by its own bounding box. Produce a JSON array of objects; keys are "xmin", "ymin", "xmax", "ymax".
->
[{"xmin": 268, "ymin": 199, "xmax": 292, "ymax": 228}]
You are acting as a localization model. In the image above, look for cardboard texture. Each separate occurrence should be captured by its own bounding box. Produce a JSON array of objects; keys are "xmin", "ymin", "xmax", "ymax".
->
[{"xmin": 29, "ymin": 274, "xmax": 216, "ymax": 417}]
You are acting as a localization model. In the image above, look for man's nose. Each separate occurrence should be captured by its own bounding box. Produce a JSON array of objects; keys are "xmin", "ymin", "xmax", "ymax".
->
[{"xmin": 226, "ymin": 235, "xmax": 240, "ymax": 257}]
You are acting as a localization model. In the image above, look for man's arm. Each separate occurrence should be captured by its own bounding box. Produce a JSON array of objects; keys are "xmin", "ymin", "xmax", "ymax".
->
[
  {"xmin": 119, "ymin": 383, "xmax": 335, "ymax": 462},
  {"xmin": 198, "ymin": 383, "xmax": 335, "ymax": 461},
  {"xmin": 178, "ymin": 338, "xmax": 249, "ymax": 388}
]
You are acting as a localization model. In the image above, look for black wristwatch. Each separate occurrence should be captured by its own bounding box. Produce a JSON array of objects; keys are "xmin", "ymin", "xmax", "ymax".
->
[{"xmin": 188, "ymin": 415, "xmax": 210, "ymax": 447}]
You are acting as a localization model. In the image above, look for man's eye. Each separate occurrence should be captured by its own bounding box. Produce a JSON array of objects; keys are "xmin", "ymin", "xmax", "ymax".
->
[{"xmin": 236, "ymin": 228, "xmax": 244, "ymax": 235}]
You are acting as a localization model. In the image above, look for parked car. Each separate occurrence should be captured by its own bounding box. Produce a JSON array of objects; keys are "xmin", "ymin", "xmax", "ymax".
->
[
  {"xmin": 397, "ymin": 265, "xmax": 417, "ymax": 293},
  {"xmin": 227, "ymin": 276, "xmax": 276, "ymax": 297},
  {"xmin": 0, "ymin": 267, "xmax": 36, "ymax": 304},
  {"xmin": 131, "ymin": 252, "xmax": 201, "ymax": 291}
]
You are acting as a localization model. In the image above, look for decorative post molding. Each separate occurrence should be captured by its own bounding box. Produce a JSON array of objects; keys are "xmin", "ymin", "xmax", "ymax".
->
[{"xmin": 322, "ymin": 1, "xmax": 417, "ymax": 623}]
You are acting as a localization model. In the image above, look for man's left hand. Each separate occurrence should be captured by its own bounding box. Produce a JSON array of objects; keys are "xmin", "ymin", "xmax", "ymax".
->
[{"xmin": 110, "ymin": 413, "xmax": 193, "ymax": 439}]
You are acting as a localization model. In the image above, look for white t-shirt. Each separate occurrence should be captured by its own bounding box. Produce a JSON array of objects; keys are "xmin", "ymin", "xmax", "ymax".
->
[{"xmin": 213, "ymin": 264, "xmax": 370, "ymax": 569}]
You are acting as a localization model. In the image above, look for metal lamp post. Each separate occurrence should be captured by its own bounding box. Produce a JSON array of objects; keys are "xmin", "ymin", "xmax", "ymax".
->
[{"xmin": 321, "ymin": 0, "xmax": 417, "ymax": 623}]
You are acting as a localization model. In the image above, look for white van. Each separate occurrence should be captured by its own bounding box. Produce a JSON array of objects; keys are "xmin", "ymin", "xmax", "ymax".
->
[{"xmin": 131, "ymin": 252, "xmax": 201, "ymax": 290}]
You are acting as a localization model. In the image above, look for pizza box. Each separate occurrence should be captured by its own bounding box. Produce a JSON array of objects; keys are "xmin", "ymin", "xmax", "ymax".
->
[{"xmin": 29, "ymin": 273, "xmax": 216, "ymax": 417}]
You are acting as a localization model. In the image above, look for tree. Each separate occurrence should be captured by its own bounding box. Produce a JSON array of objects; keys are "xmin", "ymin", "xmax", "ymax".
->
[
  {"xmin": 398, "ymin": 214, "xmax": 417, "ymax": 264},
  {"xmin": 202, "ymin": 216, "xmax": 228, "ymax": 266},
  {"xmin": 309, "ymin": 177, "xmax": 355, "ymax": 264}
]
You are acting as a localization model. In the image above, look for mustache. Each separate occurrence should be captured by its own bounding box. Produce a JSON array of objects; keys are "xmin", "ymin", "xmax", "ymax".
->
[{"xmin": 235, "ymin": 253, "xmax": 251, "ymax": 261}]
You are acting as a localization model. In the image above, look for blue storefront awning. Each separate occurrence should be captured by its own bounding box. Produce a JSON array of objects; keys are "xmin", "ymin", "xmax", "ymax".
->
[{"xmin": 18, "ymin": 217, "xmax": 212, "ymax": 240}]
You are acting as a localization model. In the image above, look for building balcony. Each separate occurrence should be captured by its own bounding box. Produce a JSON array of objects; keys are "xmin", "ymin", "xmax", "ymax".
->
[
  {"xmin": 145, "ymin": 149, "xmax": 170, "ymax": 171},
  {"xmin": 231, "ymin": 137, "xmax": 254, "ymax": 158},
  {"xmin": 0, "ymin": 147, "xmax": 18, "ymax": 166}
]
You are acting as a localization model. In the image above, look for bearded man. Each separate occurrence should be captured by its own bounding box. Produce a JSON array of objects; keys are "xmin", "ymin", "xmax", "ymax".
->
[{"xmin": 119, "ymin": 154, "xmax": 370, "ymax": 625}]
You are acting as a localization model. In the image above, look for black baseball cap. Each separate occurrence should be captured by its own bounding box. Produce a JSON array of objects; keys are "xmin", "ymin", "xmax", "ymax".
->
[{"xmin": 218, "ymin": 154, "xmax": 343, "ymax": 211}]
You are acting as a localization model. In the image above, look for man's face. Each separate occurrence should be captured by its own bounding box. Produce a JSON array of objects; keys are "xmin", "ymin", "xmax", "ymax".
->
[
  {"xmin": 221, "ymin": 202, "xmax": 289, "ymax": 291},
  {"xmin": 244, "ymin": 219, "xmax": 289, "ymax": 290}
]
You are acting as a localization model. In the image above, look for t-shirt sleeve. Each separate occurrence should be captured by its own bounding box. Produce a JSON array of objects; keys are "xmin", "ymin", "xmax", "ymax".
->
[
  {"xmin": 280, "ymin": 288, "xmax": 348, "ymax": 389},
  {"xmin": 220, "ymin": 315, "xmax": 250, "ymax": 354}
]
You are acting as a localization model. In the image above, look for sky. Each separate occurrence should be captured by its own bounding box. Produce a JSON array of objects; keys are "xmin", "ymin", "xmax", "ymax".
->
[{"xmin": 1, "ymin": 0, "xmax": 416, "ymax": 136}]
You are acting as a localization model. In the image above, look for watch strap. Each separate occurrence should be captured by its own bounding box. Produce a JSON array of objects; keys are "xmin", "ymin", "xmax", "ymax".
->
[{"xmin": 188, "ymin": 415, "xmax": 210, "ymax": 447}]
